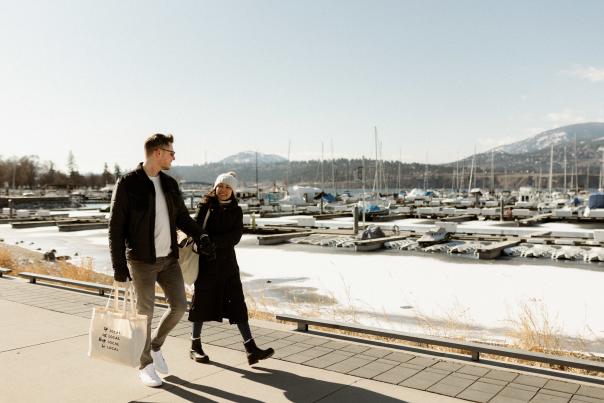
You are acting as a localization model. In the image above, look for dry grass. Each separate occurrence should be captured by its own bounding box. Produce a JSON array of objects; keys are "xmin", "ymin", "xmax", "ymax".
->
[{"xmin": 0, "ymin": 248, "xmax": 14, "ymax": 269}]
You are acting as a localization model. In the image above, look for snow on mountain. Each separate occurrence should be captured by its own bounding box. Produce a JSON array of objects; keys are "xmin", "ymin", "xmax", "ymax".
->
[
  {"xmin": 219, "ymin": 151, "xmax": 287, "ymax": 165},
  {"xmin": 493, "ymin": 122, "xmax": 604, "ymax": 154}
]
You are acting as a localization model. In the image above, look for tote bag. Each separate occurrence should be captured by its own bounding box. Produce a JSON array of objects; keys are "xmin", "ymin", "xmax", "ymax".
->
[
  {"xmin": 177, "ymin": 208, "xmax": 210, "ymax": 285},
  {"xmin": 88, "ymin": 283, "xmax": 147, "ymax": 367}
]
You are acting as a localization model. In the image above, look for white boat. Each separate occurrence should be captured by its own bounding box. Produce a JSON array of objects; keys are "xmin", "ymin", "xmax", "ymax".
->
[{"xmin": 417, "ymin": 226, "xmax": 451, "ymax": 247}]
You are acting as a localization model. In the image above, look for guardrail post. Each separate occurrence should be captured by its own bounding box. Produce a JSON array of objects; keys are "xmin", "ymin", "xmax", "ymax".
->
[
  {"xmin": 471, "ymin": 350, "xmax": 480, "ymax": 361},
  {"xmin": 29, "ymin": 277, "xmax": 36, "ymax": 284},
  {"xmin": 297, "ymin": 323, "xmax": 308, "ymax": 331},
  {"xmin": 98, "ymin": 289, "xmax": 104, "ymax": 296}
]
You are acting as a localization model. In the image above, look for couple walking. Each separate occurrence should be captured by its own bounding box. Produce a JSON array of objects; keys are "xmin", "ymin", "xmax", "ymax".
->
[{"xmin": 108, "ymin": 133, "xmax": 274, "ymax": 387}]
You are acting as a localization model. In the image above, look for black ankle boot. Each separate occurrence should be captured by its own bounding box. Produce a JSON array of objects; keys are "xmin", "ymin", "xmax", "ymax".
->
[
  {"xmin": 190, "ymin": 338, "xmax": 210, "ymax": 363},
  {"xmin": 244, "ymin": 339, "xmax": 274, "ymax": 365}
]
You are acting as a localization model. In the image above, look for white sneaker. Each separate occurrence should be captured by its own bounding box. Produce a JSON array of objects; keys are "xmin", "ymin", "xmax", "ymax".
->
[
  {"xmin": 138, "ymin": 363, "xmax": 162, "ymax": 387},
  {"xmin": 151, "ymin": 349, "xmax": 169, "ymax": 374}
]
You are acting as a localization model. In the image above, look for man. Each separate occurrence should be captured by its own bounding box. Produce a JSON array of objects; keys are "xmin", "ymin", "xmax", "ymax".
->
[{"xmin": 109, "ymin": 133, "xmax": 210, "ymax": 387}]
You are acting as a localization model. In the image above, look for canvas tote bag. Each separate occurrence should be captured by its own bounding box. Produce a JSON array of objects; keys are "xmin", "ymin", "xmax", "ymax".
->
[
  {"xmin": 88, "ymin": 283, "xmax": 147, "ymax": 367},
  {"xmin": 177, "ymin": 208, "xmax": 210, "ymax": 285}
]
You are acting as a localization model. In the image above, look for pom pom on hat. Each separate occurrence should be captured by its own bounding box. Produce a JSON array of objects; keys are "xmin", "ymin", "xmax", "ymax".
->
[{"xmin": 214, "ymin": 171, "xmax": 237, "ymax": 189}]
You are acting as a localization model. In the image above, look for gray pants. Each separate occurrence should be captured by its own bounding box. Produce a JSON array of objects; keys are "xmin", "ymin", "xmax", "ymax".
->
[{"xmin": 129, "ymin": 256, "xmax": 187, "ymax": 369}]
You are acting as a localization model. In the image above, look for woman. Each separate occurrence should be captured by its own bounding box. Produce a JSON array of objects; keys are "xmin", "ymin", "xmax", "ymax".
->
[{"xmin": 188, "ymin": 172, "xmax": 274, "ymax": 365}]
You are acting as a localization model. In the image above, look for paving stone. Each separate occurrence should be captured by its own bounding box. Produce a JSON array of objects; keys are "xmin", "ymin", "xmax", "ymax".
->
[
  {"xmin": 265, "ymin": 330, "xmax": 293, "ymax": 339},
  {"xmin": 427, "ymin": 374, "xmax": 475, "ymax": 397},
  {"xmin": 570, "ymin": 395, "xmax": 604, "ymax": 403},
  {"xmin": 211, "ymin": 335, "xmax": 244, "ymax": 347},
  {"xmin": 477, "ymin": 376, "xmax": 508, "ymax": 387},
  {"xmin": 254, "ymin": 335, "xmax": 278, "ymax": 345},
  {"xmin": 530, "ymin": 392, "xmax": 571, "ymax": 403},
  {"xmin": 457, "ymin": 364, "xmax": 490, "ymax": 377},
  {"xmin": 423, "ymin": 367, "xmax": 451, "ymax": 376},
  {"xmin": 466, "ymin": 380, "xmax": 506, "ymax": 395},
  {"xmin": 485, "ymin": 369, "xmax": 519, "ymax": 382},
  {"xmin": 348, "ymin": 360, "xmax": 397, "ymax": 379},
  {"xmin": 544, "ymin": 379, "xmax": 580, "ymax": 394},
  {"xmin": 321, "ymin": 340, "xmax": 350, "ymax": 350},
  {"xmin": 452, "ymin": 372, "xmax": 480, "ymax": 382},
  {"xmin": 406, "ymin": 356, "xmax": 437, "ymax": 367},
  {"xmin": 299, "ymin": 337, "xmax": 331, "ymax": 346},
  {"xmin": 373, "ymin": 365, "xmax": 420, "ymax": 384},
  {"xmin": 340, "ymin": 343, "xmax": 370, "ymax": 354},
  {"xmin": 305, "ymin": 351, "xmax": 353, "ymax": 369},
  {"xmin": 250, "ymin": 327, "xmax": 276, "ymax": 336},
  {"xmin": 374, "ymin": 358, "xmax": 399, "ymax": 366},
  {"xmin": 272, "ymin": 343, "xmax": 314, "ymax": 359},
  {"xmin": 458, "ymin": 388, "xmax": 499, "ymax": 403},
  {"xmin": 399, "ymin": 362, "xmax": 431, "ymax": 371},
  {"xmin": 514, "ymin": 375, "xmax": 549, "ymax": 388},
  {"xmin": 400, "ymin": 369, "xmax": 449, "ymax": 390},
  {"xmin": 491, "ymin": 397, "xmax": 533, "ymax": 403},
  {"xmin": 281, "ymin": 333, "xmax": 310, "ymax": 342},
  {"xmin": 260, "ymin": 339, "xmax": 295, "ymax": 350},
  {"xmin": 508, "ymin": 383, "xmax": 539, "ymax": 393},
  {"xmin": 382, "ymin": 351, "xmax": 415, "ymax": 363},
  {"xmin": 359, "ymin": 347, "xmax": 392, "ymax": 358},
  {"xmin": 325, "ymin": 356, "xmax": 374, "ymax": 374},
  {"xmin": 280, "ymin": 346, "xmax": 333, "ymax": 364},
  {"xmin": 577, "ymin": 385, "xmax": 604, "ymax": 400},
  {"xmin": 431, "ymin": 360, "xmax": 463, "ymax": 372},
  {"xmin": 224, "ymin": 341, "xmax": 246, "ymax": 352},
  {"xmin": 538, "ymin": 389, "xmax": 574, "ymax": 399},
  {"xmin": 495, "ymin": 385, "xmax": 538, "ymax": 401}
]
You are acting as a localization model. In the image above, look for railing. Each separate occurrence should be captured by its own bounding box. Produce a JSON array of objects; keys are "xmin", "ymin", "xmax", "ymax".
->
[{"xmin": 276, "ymin": 314, "xmax": 604, "ymax": 373}]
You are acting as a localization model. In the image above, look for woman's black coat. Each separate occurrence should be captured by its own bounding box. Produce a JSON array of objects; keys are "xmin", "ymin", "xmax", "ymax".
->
[{"xmin": 188, "ymin": 196, "xmax": 248, "ymax": 324}]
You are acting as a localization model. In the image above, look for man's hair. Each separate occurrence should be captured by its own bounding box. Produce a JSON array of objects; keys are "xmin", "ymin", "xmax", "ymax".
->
[{"xmin": 144, "ymin": 133, "xmax": 174, "ymax": 156}]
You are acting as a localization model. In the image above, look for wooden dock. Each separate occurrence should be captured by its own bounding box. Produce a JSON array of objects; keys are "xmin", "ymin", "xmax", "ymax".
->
[
  {"xmin": 57, "ymin": 222, "xmax": 108, "ymax": 232},
  {"xmin": 517, "ymin": 213, "xmax": 553, "ymax": 227}
]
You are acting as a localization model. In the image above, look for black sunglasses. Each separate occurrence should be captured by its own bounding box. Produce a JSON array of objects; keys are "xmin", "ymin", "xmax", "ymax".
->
[{"xmin": 160, "ymin": 148, "xmax": 175, "ymax": 157}]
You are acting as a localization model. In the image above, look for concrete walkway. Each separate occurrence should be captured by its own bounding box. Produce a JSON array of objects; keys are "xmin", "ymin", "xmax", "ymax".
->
[{"xmin": 1, "ymin": 276, "xmax": 604, "ymax": 402}]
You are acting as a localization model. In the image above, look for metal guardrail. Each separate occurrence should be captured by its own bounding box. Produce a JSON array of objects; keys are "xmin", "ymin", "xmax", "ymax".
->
[
  {"xmin": 18, "ymin": 272, "xmax": 173, "ymax": 304},
  {"xmin": 276, "ymin": 314, "xmax": 604, "ymax": 373},
  {"xmin": 0, "ymin": 268, "xmax": 11, "ymax": 278}
]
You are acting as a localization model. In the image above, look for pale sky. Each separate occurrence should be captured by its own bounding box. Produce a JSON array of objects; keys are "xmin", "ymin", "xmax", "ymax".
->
[{"xmin": 1, "ymin": 0, "xmax": 603, "ymax": 173}]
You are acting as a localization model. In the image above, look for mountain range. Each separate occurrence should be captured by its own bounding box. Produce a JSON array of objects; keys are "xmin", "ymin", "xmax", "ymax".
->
[{"xmin": 172, "ymin": 122, "xmax": 604, "ymax": 189}]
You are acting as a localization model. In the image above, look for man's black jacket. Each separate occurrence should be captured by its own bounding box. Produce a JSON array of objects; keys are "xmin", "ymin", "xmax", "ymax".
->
[{"xmin": 108, "ymin": 163, "xmax": 203, "ymax": 276}]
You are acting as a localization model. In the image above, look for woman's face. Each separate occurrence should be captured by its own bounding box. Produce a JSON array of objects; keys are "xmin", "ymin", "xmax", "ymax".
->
[{"xmin": 216, "ymin": 183, "xmax": 233, "ymax": 201}]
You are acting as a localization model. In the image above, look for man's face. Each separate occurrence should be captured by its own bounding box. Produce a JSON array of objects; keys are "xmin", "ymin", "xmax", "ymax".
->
[{"xmin": 156, "ymin": 143, "xmax": 175, "ymax": 170}]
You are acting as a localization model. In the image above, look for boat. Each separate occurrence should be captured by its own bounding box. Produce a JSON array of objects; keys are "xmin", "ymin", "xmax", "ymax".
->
[{"xmin": 417, "ymin": 226, "xmax": 451, "ymax": 247}]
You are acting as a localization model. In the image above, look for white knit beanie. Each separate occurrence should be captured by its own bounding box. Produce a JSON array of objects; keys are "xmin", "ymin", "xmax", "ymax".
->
[{"xmin": 214, "ymin": 172, "xmax": 237, "ymax": 189}]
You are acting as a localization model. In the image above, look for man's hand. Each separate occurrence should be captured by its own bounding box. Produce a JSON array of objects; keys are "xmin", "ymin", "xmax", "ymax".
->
[
  {"xmin": 196, "ymin": 234, "xmax": 216, "ymax": 260},
  {"xmin": 114, "ymin": 269, "xmax": 132, "ymax": 283}
]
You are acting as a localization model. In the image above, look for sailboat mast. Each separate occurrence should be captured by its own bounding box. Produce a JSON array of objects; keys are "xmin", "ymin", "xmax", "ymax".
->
[
  {"xmin": 331, "ymin": 139, "xmax": 336, "ymax": 195},
  {"xmin": 373, "ymin": 127, "xmax": 379, "ymax": 194},
  {"xmin": 321, "ymin": 141, "xmax": 325, "ymax": 192},
  {"xmin": 574, "ymin": 133, "xmax": 578, "ymax": 192},
  {"xmin": 255, "ymin": 151, "xmax": 259, "ymax": 199},
  {"xmin": 490, "ymin": 150, "xmax": 495, "ymax": 193},
  {"xmin": 468, "ymin": 147, "xmax": 475, "ymax": 193},
  {"xmin": 286, "ymin": 140, "xmax": 291, "ymax": 191},
  {"xmin": 548, "ymin": 143, "xmax": 553, "ymax": 193},
  {"xmin": 398, "ymin": 148, "xmax": 401, "ymax": 191},
  {"xmin": 599, "ymin": 146, "xmax": 604, "ymax": 190},
  {"xmin": 564, "ymin": 145, "xmax": 567, "ymax": 192}
]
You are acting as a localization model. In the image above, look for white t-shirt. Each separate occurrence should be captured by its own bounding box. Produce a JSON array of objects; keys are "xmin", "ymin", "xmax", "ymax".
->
[{"xmin": 148, "ymin": 175, "xmax": 172, "ymax": 258}]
